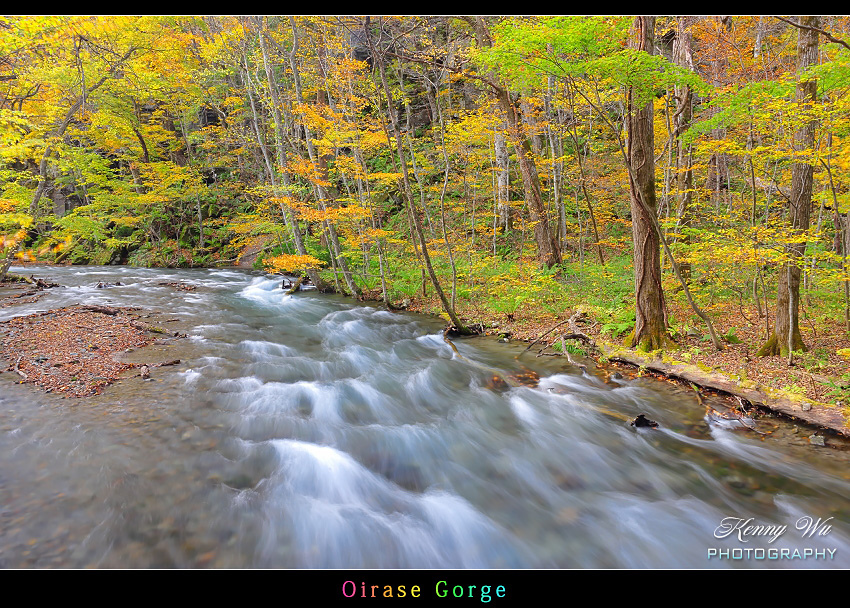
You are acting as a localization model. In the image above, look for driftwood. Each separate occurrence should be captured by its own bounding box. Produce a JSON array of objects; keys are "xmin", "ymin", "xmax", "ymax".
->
[
  {"xmin": 522, "ymin": 318, "xmax": 572, "ymax": 354},
  {"xmin": 524, "ymin": 310, "xmax": 597, "ymax": 356},
  {"xmin": 131, "ymin": 359, "xmax": 181, "ymax": 379},
  {"xmin": 3, "ymin": 273, "xmax": 33, "ymax": 284},
  {"xmin": 157, "ymin": 282, "xmax": 196, "ymax": 291},
  {"xmin": 3, "ymin": 274, "xmax": 61, "ymax": 289},
  {"xmin": 13, "ymin": 355, "xmax": 27, "ymax": 380},
  {"xmin": 79, "ymin": 305, "xmax": 121, "ymax": 316},
  {"xmin": 566, "ymin": 312, "xmax": 595, "ymax": 345},
  {"xmin": 442, "ymin": 326, "xmax": 466, "ymax": 360},
  {"xmin": 32, "ymin": 276, "xmax": 61, "ymax": 289}
]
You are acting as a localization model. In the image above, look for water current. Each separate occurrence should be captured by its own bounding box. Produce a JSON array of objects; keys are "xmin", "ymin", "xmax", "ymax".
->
[{"xmin": 1, "ymin": 266, "xmax": 849, "ymax": 568}]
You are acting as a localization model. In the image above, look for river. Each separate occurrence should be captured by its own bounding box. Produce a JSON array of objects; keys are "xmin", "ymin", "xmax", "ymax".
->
[{"xmin": 1, "ymin": 265, "xmax": 848, "ymax": 568}]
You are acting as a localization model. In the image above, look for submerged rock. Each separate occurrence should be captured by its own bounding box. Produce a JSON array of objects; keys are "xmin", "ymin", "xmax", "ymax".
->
[{"xmin": 631, "ymin": 414, "xmax": 659, "ymax": 429}]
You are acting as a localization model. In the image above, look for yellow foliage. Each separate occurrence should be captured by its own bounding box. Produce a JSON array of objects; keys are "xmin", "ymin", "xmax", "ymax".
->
[
  {"xmin": 358, "ymin": 129, "xmax": 390, "ymax": 152},
  {"xmin": 286, "ymin": 154, "xmax": 331, "ymax": 187},
  {"xmin": 332, "ymin": 155, "xmax": 363, "ymax": 177},
  {"xmin": 367, "ymin": 172, "xmax": 402, "ymax": 186},
  {"xmin": 263, "ymin": 253, "xmax": 325, "ymax": 273}
]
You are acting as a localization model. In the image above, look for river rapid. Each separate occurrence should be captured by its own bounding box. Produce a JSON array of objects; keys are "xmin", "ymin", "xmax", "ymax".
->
[{"xmin": 1, "ymin": 265, "xmax": 849, "ymax": 568}]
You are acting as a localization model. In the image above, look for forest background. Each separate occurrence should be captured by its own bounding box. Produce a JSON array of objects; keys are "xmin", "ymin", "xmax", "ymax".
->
[{"xmin": 1, "ymin": 15, "xmax": 850, "ymax": 412}]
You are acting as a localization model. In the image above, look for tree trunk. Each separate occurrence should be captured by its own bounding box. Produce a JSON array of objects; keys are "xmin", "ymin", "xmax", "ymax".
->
[
  {"xmin": 368, "ymin": 17, "xmax": 469, "ymax": 332},
  {"xmin": 758, "ymin": 16, "xmax": 819, "ymax": 357},
  {"xmin": 494, "ymin": 130, "xmax": 512, "ymax": 232},
  {"xmin": 673, "ymin": 16, "xmax": 695, "ymax": 282},
  {"xmin": 625, "ymin": 16, "xmax": 669, "ymax": 352},
  {"xmin": 563, "ymin": 79, "xmax": 604, "ymax": 264},
  {"xmin": 495, "ymin": 86, "xmax": 562, "ymax": 268},
  {"xmin": 471, "ymin": 17, "xmax": 561, "ymax": 269},
  {"xmin": 244, "ymin": 35, "xmax": 325, "ymax": 290},
  {"xmin": 288, "ymin": 18, "xmax": 360, "ymax": 296}
]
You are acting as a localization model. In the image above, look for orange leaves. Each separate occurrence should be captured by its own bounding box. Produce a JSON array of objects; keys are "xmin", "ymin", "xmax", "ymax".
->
[
  {"xmin": 358, "ymin": 129, "xmax": 390, "ymax": 153},
  {"xmin": 331, "ymin": 155, "xmax": 364, "ymax": 179},
  {"xmin": 0, "ymin": 229, "xmax": 27, "ymax": 249},
  {"xmin": 292, "ymin": 102, "xmax": 335, "ymax": 136},
  {"xmin": 269, "ymin": 195, "xmax": 297, "ymax": 210},
  {"xmin": 286, "ymin": 154, "xmax": 331, "ymax": 188}
]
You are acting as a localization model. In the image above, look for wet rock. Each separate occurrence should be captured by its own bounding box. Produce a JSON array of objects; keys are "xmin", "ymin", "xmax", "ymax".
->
[
  {"xmin": 631, "ymin": 414, "xmax": 659, "ymax": 428},
  {"xmin": 809, "ymin": 434, "xmax": 826, "ymax": 447},
  {"xmin": 725, "ymin": 475, "xmax": 746, "ymax": 488}
]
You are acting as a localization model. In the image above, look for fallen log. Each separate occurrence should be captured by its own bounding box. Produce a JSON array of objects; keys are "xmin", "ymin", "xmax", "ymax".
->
[
  {"xmin": 284, "ymin": 277, "xmax": 303, "ymax": 295},
  {"xmin": 2, "ymin": 274, "xmax": 61, "ymax": 289},
  {"xmin": 598, "ymin": 343, "xmax": 850, "ymax": 437},
  {"xmin": 32, "ymin": 276, "xmax": 61, "ymax": 289}
]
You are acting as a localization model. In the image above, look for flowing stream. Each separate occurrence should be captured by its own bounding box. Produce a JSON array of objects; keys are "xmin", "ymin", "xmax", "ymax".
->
[{"xmin": 1, "ymin": 265, "xmax": 849, "ymax": 568}]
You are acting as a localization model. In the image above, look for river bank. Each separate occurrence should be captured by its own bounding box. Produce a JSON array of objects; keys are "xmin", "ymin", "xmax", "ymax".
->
[
  {"xmin": 4, "ymin": 264, "xmax": 850, "ymax": 439},
  {"xmin": 2, "ymin": 264, "xmax": 850, "ymax": 568},
  {"xmin": 387, "ymin": 289, "xmax": 850, "ymax": 440}
]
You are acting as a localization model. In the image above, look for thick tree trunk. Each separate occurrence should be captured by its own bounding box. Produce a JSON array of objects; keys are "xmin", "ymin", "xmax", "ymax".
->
[
  {"xmin": 625, "ymin": 16, "xmax": 669, "ymax": 352},
  {"xmin": 758, "ymin": 16, "xmax": 819, "ymax": 357}
]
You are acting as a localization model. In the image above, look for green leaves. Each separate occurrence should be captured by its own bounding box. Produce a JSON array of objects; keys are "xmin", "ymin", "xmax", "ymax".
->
[
  {"xmin": 686, "ymin": 80, "xmax": 796, "ymax": 145},
  {"xmin": 476, "ymin": 16, "xmax": 705, "ymax": 104}
]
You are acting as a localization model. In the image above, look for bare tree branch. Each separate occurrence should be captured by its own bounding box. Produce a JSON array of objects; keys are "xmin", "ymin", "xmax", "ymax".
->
[{"xmin": 773, "ymin": 16, "xmax": 850, "ymax": 51}]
